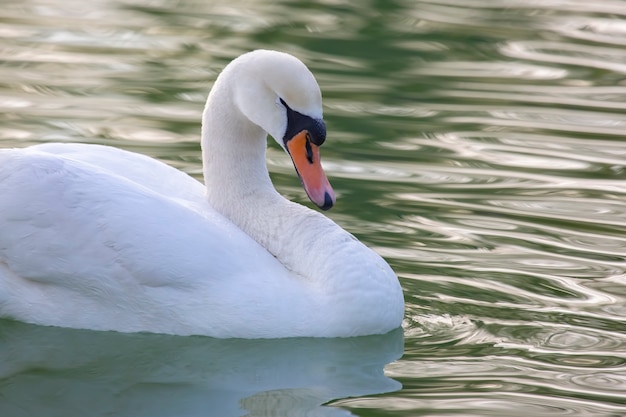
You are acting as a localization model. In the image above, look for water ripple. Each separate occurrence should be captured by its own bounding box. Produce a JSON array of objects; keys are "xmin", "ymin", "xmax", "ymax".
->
[
  {"xmin": 500, "ymin": 40, "xmax": 626, "ymax": 74},
  {"xmin": 549, "ymin": 16, "xmax": 626, "ymax": 46}
]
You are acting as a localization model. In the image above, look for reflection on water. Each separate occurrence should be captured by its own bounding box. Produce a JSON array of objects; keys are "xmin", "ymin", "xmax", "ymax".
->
[
  {"xmin": 0, "ymin": 321, "xmax": 403, "ymax": 417},
  {"xmin": 1, "ymin": 0, "xmax": 626, "ymax": 415}
]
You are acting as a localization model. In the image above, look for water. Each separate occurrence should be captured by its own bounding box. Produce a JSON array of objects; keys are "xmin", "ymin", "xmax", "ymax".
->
[{"xmin": 1, "ymin": 0, "xmax": 625, "ymax": 415}]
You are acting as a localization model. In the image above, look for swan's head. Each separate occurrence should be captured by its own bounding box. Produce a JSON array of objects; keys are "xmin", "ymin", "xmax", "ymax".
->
[{"xmin": 223, "ymin": 50, "xmax": 336, "ymax": 210}]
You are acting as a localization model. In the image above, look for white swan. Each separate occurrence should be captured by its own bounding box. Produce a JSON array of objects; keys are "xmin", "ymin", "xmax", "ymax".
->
[{"xmin": 0, "ymin": 50, "xmax": 404, "ymax": 338}]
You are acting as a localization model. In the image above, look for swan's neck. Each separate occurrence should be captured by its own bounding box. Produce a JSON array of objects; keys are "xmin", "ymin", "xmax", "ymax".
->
[
  {"xmin": 201, "ymin": 86, "xmax": 279, "ymax": 211},
  {"xmin": 200, "ymin": 84, "xmax": 340, "ymax": 279},
  {"xmin": 201, "ymin": 84, "xmax": 291, "ymax": 244}
]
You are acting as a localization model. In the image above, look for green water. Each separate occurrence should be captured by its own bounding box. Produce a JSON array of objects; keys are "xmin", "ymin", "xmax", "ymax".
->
[{"xmin": 1, "ymin": 0, "xmax": 625, "ymax": 415}]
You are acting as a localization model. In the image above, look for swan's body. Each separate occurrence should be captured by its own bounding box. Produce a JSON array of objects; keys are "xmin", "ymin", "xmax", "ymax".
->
[{"xmin": 0, "ymin": 50, "xmax": 404, "ymax": 338}]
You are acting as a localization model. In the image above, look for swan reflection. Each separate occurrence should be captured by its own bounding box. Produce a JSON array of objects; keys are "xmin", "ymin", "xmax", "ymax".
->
[{"xmin": 0, "ymin": 321, "xmax": 403, "ymax": 416}]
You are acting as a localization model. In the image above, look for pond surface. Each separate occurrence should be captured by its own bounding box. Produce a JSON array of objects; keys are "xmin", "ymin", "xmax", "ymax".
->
[{"xmin": 1, "ymin": 0, "xmax": 625, "ymax": 416}]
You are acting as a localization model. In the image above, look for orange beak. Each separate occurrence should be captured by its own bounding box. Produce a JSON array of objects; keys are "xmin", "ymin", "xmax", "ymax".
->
[{"xmin": 286, "ymin": 130, "xmax": 335, "ymax": 210}]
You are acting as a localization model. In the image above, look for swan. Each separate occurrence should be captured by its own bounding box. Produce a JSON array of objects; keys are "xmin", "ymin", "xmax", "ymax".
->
[{"xmin": 0, "ymin": 50, "xmax": 404, "ymax": 338}]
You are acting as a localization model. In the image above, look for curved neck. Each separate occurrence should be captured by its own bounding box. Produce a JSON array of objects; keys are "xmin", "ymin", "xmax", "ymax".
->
[
  {"xmin": 201, "ymin": 84, "xmax": 280, "ymax": 219},
  {"xmin": 199, "ymin": 80, "xmax": 339, "ymax": 279}
]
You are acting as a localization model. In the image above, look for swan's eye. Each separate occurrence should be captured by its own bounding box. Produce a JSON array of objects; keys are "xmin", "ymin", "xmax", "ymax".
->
[{"xmin": 305, "ymin": 133, "xmax": 314, "ymax": 163}]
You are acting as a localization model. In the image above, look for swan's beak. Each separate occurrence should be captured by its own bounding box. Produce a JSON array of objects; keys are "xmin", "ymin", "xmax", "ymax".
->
[{"xmin": 286, "ymin": 130, "xmax": 336, "ymax": 210}]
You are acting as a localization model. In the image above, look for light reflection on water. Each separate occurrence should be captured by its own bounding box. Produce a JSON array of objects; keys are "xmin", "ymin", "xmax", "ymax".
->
[{"xmin": 1, "ymin": 0, "xmax": 626, "ymax": 415}]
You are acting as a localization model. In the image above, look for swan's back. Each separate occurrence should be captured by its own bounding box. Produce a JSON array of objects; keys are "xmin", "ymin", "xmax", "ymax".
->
[{"xmin": 21, "ymin": 143, "xmax": 207, "ymax": 204}]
